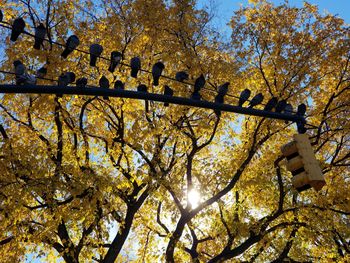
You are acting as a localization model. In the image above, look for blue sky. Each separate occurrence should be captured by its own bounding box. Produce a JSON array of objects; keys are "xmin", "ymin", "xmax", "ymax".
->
[{"xmin": 197, "ymin": 0, "xmax": 350, "ymax": 37}]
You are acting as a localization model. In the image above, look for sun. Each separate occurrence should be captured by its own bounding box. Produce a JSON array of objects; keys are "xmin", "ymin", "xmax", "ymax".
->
[{"xmin": 188, "ymin": 189, "xmax": 201, "ymax": 209}]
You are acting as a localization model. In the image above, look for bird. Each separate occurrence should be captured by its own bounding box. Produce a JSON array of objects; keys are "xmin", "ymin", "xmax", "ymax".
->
[
  {"xmin": 163, "ymin": 85, "xmax": 173, "ymax": 107},
  {"xmin": 215, "ymin": 82, "xmax": 230, "ymax": 104},
  {"xmin": 130, "ymin": 57, "xmax": 141, "ymax": 78},
  {"xmin": 114, "ymin": 80, "xmax": 124, "ymax": 90},
  {"xmin": 297, "ymin": 103, "xmax": 306, "ymax": 116},
  {"xmin": 66, "ymin": 72, "xmax": 76, "ymax": 84},
  {"xmin": 89, "ymin": 44, "xmax": 103, "ymax": 66},
  {"xmin": 33, "ymin": 23, "xmax": 46, "ymax": 50},
  {"xmin": 137, "ymin": 84, "xmax": 149, "ymax": 112},
  {"xmin": 152, "ymin": 62, "xmax": 165, "ymax": 86},
  {"xmin": 99, "ymin": 76, "xmax": 110, "ymax": 100},
  {"xmin": 0, "ymin": 10, "xmax": 3, "ymax": 23},
  {"xmin": 283, "ymin": 103, "xmax": 294, "ymax": 124},
  {"xmin": 263, "ymin": 97, "xmax": 278, "ymax": 111},
  {"xmin": 191, "ymin": 91, "xmax": 201, "ymax": 101},
  {"xmin": 194, "ymin": 74, "xmax": 205, "ymax": 93},
  {"xmin": 238, "ymin": 89, "xmax": 251, "ymax": 106},
  {"xmin": 61, "ymin": 35, "xmax": 80, "ymax": 58},
  {"xmin": 249, "ymin": 93, "xmax": 264, "ymax": 108},
  {"xmin": 36, "ymin": 66, "xmax": 47, "ymax": 79},
  {"xmin": 58, "ymin": 72, "xmax": 75, "ymax": 87},
  {"xmin": 284, "ymin": 104, "xmax": 293, "ymax": 115},
  {"xmin": 76, "ymin": 77, "xmax": 88, "ymax": 88},
  {"xmin": 108, "ymin": 51, "xmax": 122, "ymax": 73},
  {"xmin": 275, "ymin": 99, "xmax": 287, "ymax": 113},
  {"xmin": 175, "ymin": 71, "xmax": 189, "ymax": 82},
  {"xmin": 13, "ymin": 60, "xmax": 26, "ymax": 85},
  {"xmin": 11, "ymin": 17, "xmax": 26, "ymax": 42},
  {"xmin": 137, "ymin": 84, "xmax": 147, "ymax": 92}
]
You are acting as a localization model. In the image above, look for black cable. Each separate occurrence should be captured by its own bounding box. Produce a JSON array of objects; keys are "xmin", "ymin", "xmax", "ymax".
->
[{"xmin": 0, "ymin": 20, "xmax": 301, "ymax": 113}]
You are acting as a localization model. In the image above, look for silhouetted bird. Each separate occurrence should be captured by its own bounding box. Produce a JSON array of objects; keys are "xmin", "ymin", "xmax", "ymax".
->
[
  {"xmin": 0, "ymin": 10, "xmax": 3, "ymax": 23},
  {"xmin": 194, "ymin": 74, "xmax": 205, "ymax": 93},
  {"xmin": 137, "ymin": 84, "xmax": 147, "ymax": 92},
  {"xmin": 34, "ymin": 23, "xmax": 46, "ymax": 50},
  {"xmin": 137, "ymin": 84, "xmax": 149, "ymax": 112},
  {"xmin": 36, "ymin": 66, "xmax": 47, "ymax": 79},
  {"xmin": 89, "ymin": 44, "xmax": 103, "ymax": 66},
  {"xmin": 297, "ymin": 103, "xmax": 306, "ymax": 116},
  {"xmin": 130, "ymin": 57, "xmax": 141, "ymax": 78},
  {"xmin": 284, "ymin": 104, "xmax": 293, "ymax": 115},
  {"xmin": 76, "ymin": 77, "xmax": 87, "ymax": 88},
  {"xmin": 99, "ymin": 76, "xmax": 110, "ymax": 100},
  {"xmin": 175, "ymin": 71, "xmax": 189, "ymax": 82},
  {"xmin": 284, "ymin": 104, "xmax": 293, "ymax": 123},
  {"xmin": 13, "ymin": 60, "xmax": 26, "ymax": 85},
  {"xmin": 191, "ymin": 91, "xmax": 201, "ymax": 101},
  {"xmin": 238, "ymin": 89, "xmax": 251, "ymax": 106},
  {"xmin": 13, "ymin": 60, "xmax": 36, "ymax": 85},
  {"xmin": 263, "ymin": 97, "xmax": 278, "ymax": 111},
  {"xmin": 61, "ymin": 35, "xmax": 80, "ymax": 58},
  {"xmin": 66, "ymin": 72, "xmax": 76, "ymax": 84},
  {"xmin": 108, "ymin": 51, "xmax": 122, "ymax": 73},
  {"xmin": 215, "ymin": 82, "xmax": 230, "ymax": 104},
  {"xmin": 11, "ymin": 17, "xmax": 26, "ymax": 42},
  {"xmin": 152, "ymin": 62, "xmax": 165, "ymax": 86},
  {"xmin": 163, "ymin": 85, "xmax": 173, "ymax": 106},
  {"xmin": 275, "ymin": 99, "xmax": 287, "ymax": 113},
  {"xmin": 114, "ymin": 80, "xmax": 124, "ymax": 90},
  {"xmin": 249, "ymin": 93, "xmax": 264, "ymax": 108}
]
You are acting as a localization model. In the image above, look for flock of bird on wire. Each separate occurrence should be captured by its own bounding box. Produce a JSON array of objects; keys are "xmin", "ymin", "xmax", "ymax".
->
[{"xmin": 0, "ymin": 10, "xmax": 307, "ymax": 117}]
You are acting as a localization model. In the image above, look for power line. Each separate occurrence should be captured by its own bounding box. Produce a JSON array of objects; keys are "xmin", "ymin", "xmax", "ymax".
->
[
  {"xmin": 0, "ymin": 18, "xmax": 302, "ymax": 114},
  {"xmin": 0, "ymin": 20, "xmax": 244, "ymax": 101}
]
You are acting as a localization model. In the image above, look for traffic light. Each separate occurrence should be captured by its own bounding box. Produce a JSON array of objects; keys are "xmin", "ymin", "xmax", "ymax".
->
[{"xmin": 281, "ymin": 134, "xmax": 326, "ymax": 192}]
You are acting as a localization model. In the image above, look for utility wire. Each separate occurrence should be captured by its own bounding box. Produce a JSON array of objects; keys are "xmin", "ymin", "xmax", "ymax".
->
[
  {"xmin": 0, "ymin": 20, "xmax": 301, "ymax": 113},
  {"xmin": 0, "ymin": 21, "xmax": 240, "ymax": 97}
]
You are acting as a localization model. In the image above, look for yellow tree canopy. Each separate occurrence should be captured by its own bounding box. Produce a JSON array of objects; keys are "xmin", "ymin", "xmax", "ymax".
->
[{"xmin": 0, "ymin": 0, "xmax": 349, "ymax": 262}]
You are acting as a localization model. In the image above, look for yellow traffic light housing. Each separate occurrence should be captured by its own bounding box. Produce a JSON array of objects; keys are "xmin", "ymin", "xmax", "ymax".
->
[{"xmin": 281, "ymin": 134, "xmax": 326, "ymax": 192}]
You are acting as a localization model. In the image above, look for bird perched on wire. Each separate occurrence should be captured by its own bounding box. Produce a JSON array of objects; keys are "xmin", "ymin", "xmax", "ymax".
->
[
  {"xmin": 137, "ymin": 84, "xmax": 149, "ymax": 112},
  {"xmin": 215, "ymin": 82, "xmax": 230, "ymax": 104},
  {"xmin": 284, "ymin": 103, "xmax": 294, "ymax": 123},
  {"xmin": 297, "ymin": 103, "xmax": 306, "ymax": 116},
  {"xmin": 263, "ymin": 97, "xmax": 278, "ymax": 111},
  {"xmin": 108, "ymin": 51, "xmax": 122, "ymax": 73},
  {"xmin": 11, "ymin": 17, "xmax": 26, "ymax": 42},
  {"xmin": 275, "ymin": 99, "xmax": 287, "ymax": 113},
  {"xmin": 34, "ymin": 23, "xmax": 46, "ymax": 50},
  {"xmin": 58, "ymin": 72, "xmax": 75, "ymax": 87},
  {"xmin": 99, "ymin": 76, "xmax": 110, "ymax": 100},
  {"xmin": 163, "ymin": 85, "xmax": 173, "ymax": 107},
  {"xmin": 13, "ymin": 61, "xmax": 36, "ymax": 85},
  {"xmin": 130, "ymin": 57, "xmax": 141, "ymax": 78},
  {"xmin": 152, "ymin": 62, "xmax": 165, "ymax": 86},
  {"xmin": 238, "ymin": 88, "xmax": 251, "ymax": 107},
  {"xmin": 76, "ymin": 77, "xmax": 88, "ymax": 88},
  {"xmin": 114, "ymin": 80, "xmax": 124, "ymax": 90},
  {"xmin": 57, "ymin": 72, "xmax": 75, "ymax": 97},
  {"xmin": 175, "ymin": 71, "xmax": 189, "ymax": 82},
  {"xmin": 190, "ymin": 74, "xmax": 205, "ymax": 101},
  {"xmin": 36, "ymin": 66, "xmax": 47, "ymax": 79},
  {"xmin": 194, "ymin": 74, "xmax": 205, "ymax": 93},
  {"xmin": 214, "ymin": 82, "xmax": 230, "ymax": 116},
  {"xmin": 89, "ymin": 44, "xmax": 103, "ymax": 67},
  {"xmin": 249, "ymin": 93, "xmax": 264, "ymax": 108},
  {"xmin": 61, "ymin": 35, "xmax": 80, "ymax": 58}
]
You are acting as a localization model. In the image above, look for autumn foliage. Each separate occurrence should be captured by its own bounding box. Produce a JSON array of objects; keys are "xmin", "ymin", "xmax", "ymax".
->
[{"xmin": 0, "ymin": 0, "xmax": 349, "ymax": 262}]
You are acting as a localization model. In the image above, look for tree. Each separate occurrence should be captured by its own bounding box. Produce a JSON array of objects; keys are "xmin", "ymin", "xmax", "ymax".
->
[{"xmin": 0, "ymin": 0, "xmax": 349, "ymax": 262}]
